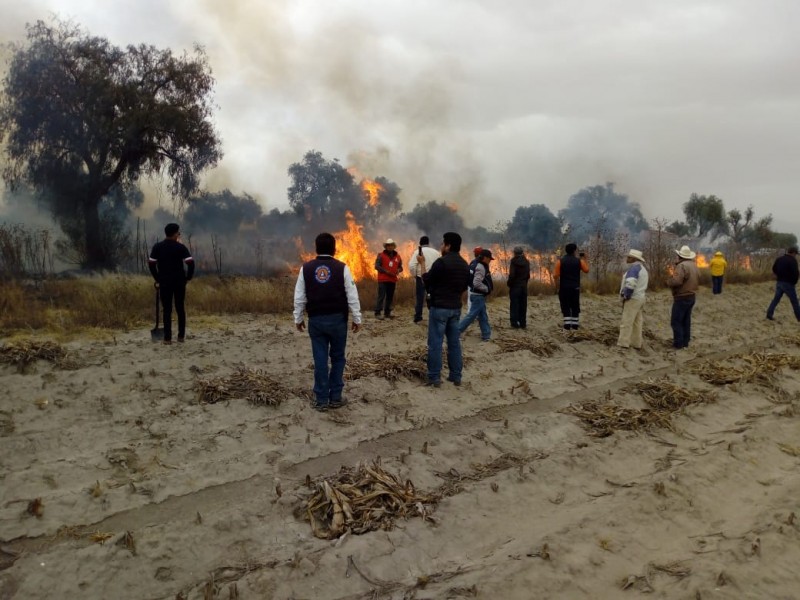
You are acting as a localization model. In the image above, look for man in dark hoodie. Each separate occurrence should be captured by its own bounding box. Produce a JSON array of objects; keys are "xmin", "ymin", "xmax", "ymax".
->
[
  {"xmin": 148, "ymin": 223, "xmax": 195, "ymax": 344},
  {"xmin": 554, "ymin": 243, "xmax": 589, "ymax": 330},
  {"xmin": 507, "ymin": 246, "xmax": 531, "ymax": 328},
  {"xmin": 420, "ymin": 232, "xmax": 471, "ymax": 387},
  {"xmin": 766, "ymin": 246, "xmax": 800, "ymax": 322}
]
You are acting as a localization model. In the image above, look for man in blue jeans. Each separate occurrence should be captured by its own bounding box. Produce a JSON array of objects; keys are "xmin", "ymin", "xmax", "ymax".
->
[
  {"xmin": 667, "ymin": 245, "xmax": 700, "ymax": 349},
  {"xmin": 420, "ymin": 232, "xmax": 471, "ymax": 387},
  {"xmin": 459, "ymin": 249, "xmax": 494, "ymax": 341},
  {"xmin": 766, "ymin": 246, "xmax": 800, "ymax": 322},
  {"xmin": 294, "ymin": 233, "xmax": 362, "ymax": 411}
]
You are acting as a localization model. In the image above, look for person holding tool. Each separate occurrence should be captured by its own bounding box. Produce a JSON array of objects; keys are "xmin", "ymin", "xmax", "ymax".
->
[{"xmin": 148, "ymin": 223, "xmax": 194, "ymax": 345}]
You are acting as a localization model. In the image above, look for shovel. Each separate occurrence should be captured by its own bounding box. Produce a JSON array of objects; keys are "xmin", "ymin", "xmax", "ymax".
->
[{"xmin": 151, "ymin": 285, "xmax": 164, "ymax": 342}]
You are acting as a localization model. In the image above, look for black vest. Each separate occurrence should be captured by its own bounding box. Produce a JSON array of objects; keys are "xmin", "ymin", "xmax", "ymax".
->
[
  {"xmin": 559, "ymin": 254, "xmax": 582, "ymax": 290},
  {"xmin": 468, "ymin": 260, "xmax": 493, "ymax": 295},
  {"xmin": 302, "ymin": 256, "xmax": 348, "ymax": 317}
]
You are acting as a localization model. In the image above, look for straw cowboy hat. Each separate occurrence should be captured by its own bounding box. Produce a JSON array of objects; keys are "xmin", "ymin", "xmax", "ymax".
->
[
  {"xmin": 383, "ymin": 238, "xmax": 396, "ymax": 247},
  {"xmin": 627, "ymin": 249, "xmax": 645, "ymax": 262},
  {"xmin": 675, "ymin": 245, "xmax": 697, "ymax": 260}
]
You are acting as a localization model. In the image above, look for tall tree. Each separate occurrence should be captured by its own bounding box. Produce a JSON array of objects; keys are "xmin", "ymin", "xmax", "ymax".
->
[
  {"xmin": 287, "ymin": 151, "xmax": 361, "ymax": 224},
  {"xmin": 184, "ymin": 189, "xmax": 262, "ymax": 235},
  {"xmin": 558, "ymin": 183, "xmax": 648, "ymax": 243},
  {"xmin": 0, "ymin": 19, "xmax": 222, "ymax": 268},
  {"xmin": 682, "ymin": 193, "xmax": 726, "ymax": 238},
  {"xmin": 506, "ymin": 204, "xmax": 562, "ymax": 251},
  {"xmin": 405, "ymin": 201, "xmax": 465, "ymax": 237}
]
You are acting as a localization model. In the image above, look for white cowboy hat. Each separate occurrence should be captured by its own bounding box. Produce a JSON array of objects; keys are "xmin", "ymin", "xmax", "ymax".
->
[
  {"xmin": 675, "ymin": 245, "xmax": 697, "ymax": 260},
  {"xmin": 383, "ymin": 238, "xmax": 396, "ymax": 246},
  {"xmin": 627, "ymin": 249, "xmax": 645, "ymax": 262}
]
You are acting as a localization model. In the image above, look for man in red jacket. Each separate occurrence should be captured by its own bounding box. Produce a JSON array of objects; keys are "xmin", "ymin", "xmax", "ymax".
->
[{"xmin": 374, "ymin": 238, "xmax": 403, "ymax": 319}]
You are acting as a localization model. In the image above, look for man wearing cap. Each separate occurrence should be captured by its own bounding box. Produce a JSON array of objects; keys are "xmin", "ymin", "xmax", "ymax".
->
[
  {"xmin": 148, "ymin": 223, "xmax": 195, "ymax": 345},
  {"xmin": 294, "ymin": 232, "xmax": 362, "ymax": 411},
  {"xmin": 507, "ymin": 246, "xmax": 531, "ymax": 329},
  {"xmin": 421, "ymin": 232, "xmax": 471, "ymax": 387},
  {"xmin": 466, "ymin": 246, "xmax": 483, "ymax": 313},
  {"xmin": 766, "ymin": 246, "xmax": 800, "ymax": 322},
  {"xmin": 709, "ymin": 251, "xmax": 728, "ymax": 295},
  {"xmin": 411, "ymin": 236, "xmax": 440, "ymax": 323},
  {"xmin": 617, "ymin": 249, "xmax": 649, "ymax": 349},
  {"xmin": 554, "ymin": 243, "xmax": 589, "ymax": 330},
  {"xmin": 459, "ymin": 249, "xmax": 494, "ymax": 341},
  {"xmin": 374, "ymin": 238, "xmax": 403, "ymax": 320},
  {"xmin": 667, "ymin": 245, "xmax": 700, "ymax": 349}
]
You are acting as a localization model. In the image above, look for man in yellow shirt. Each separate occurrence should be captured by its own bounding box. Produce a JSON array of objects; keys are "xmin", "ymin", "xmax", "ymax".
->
[{"xmin": 709, "ymin": 251, "xmax": 728, "ymax": 295}]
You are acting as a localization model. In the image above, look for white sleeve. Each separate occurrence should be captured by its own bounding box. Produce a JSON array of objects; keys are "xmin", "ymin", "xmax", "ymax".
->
[
  {"xmin": 343, "ymin": 266, "xmax": 362, "ymax": 324},
  {"xmin": 293, "ymin": 270, "xmax": 306, "ymax": 324}
]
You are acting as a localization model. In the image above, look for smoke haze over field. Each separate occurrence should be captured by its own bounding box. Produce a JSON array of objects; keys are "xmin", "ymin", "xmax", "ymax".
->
[{"xmin": 2, "ymin": 0, "xmax": 800, "ymax": 234}]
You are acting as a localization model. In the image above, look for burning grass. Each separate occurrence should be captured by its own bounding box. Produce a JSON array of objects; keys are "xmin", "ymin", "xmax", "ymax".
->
[
  {"xmin": 564, "ymin": 378, "xmax": 714, "ymax": 437},
  {"xmin": 690, "ymin": 351, "xmax": 800, "ymax": 386},
  {"xmin": 299, "ymin": 460, "xmax": 439, "ymax": 539},
  {"xmin": 196, "ymin": 366, "xmax": 293, "ymax": 407}
]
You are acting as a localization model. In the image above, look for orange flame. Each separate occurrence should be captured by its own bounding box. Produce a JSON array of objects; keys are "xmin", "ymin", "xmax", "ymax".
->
[
  {"xmin": 696, "ymin": 254, "xmax": 710, "ymax": 268},
  {"xmin": 361, "ymin": 179, "xmax": 382, "ymax": 207}
]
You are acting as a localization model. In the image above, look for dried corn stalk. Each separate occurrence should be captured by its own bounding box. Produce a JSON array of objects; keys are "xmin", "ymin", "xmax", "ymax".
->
[
  {"xmin": 627, "ymin": 377, "xmax": 717, "ymax": 411},
  {"xmin": 300, "ymin": 460, "xmax": 439, "ymax": 539},
  {"xmin": 495, "ymin": 337, "xmax": 559, "ymax": 357},
  {"xmin": 196, "ymin": 367, "xmax": 289, "ymax": 406},
  {"xmin": 0, "ymin": 340, "xmax": 68, "ymax": 370}
]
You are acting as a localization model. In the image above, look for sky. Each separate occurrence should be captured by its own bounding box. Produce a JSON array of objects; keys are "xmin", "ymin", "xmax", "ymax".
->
[{"xmin": 2, "ymin": 0, "xmax": 799, "ymax": 234}]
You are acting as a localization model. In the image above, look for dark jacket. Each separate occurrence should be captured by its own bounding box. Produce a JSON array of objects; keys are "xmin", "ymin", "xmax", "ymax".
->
[
  {"xmin": 148, "ymin": 239, "xmax": 195, "ymax": 285},
  {"xmin": 773, "ymin": 254, "xmax": 800, "ymax": 285},
  {"xmin": 556, "ymin": 254, "xmax": 588, "ymax": 290},
  {"xmin": 507, "ymin": 255, "xmax": 531, "ymax": 289},
  {"xmin": 423, "ymin": 251, "xmax": 471, "ymax": 309}
]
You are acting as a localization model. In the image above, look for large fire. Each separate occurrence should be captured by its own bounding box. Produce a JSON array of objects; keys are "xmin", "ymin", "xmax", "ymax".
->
[{"xmin": 347, "ymin": 167, "xmax": 383, "ymax": 207}]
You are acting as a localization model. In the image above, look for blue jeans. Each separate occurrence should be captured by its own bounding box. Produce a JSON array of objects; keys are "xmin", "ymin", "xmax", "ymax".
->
[
  {"xmin": 458, "ymin": 293, "xmax": 491, "ymax": 340},
  {"xmin": 711, "ymin": 276, "xmax": 723, "ymax": 294},
  {"xmin": 308, "ymin": 313, "xmax": 348, "ymax": 405},
  {"xmin": 671, "ymin": 296, "xmax": 696, "ymax": 348},
  {"xmin": 767, "ymin": 281, "xmax": 800, "ymax": 320},
  {"xmin": 427, "ymin": 307, "xmax": 463, "ymax": 383},
  {"xmin": 414, "ymin": 277, "xmax": 426, "ymax": 321}
]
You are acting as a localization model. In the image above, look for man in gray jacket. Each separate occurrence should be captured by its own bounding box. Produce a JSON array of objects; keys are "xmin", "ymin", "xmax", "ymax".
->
[{"xmin": 458, "ymin": 249, "xmax": 494, "ymax": 341}]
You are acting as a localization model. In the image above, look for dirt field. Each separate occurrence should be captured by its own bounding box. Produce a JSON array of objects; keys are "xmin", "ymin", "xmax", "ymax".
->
[{"xmin": 1, "ymin": 281, "xmax": 799, "ymax": 599}]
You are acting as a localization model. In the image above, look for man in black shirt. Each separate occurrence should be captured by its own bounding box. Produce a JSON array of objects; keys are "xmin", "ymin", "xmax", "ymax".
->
[
  {"xmin": 149, "ymin": 223, "xmax": 195, "ymax": 344},
  {"xmin": 766, "ymin": 246, "xmax": 800, "ymax": 321},
  {"xmin": 420, "ymin": 232, "xmax": 471, "ymax": 387},
  {"xmin": 554, "ymin": 243, "xmax": 589, "ymax": 330}
]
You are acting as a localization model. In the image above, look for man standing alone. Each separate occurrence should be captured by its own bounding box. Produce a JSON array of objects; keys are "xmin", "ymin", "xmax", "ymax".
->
[
  {"xmin": 617, "ymin": 249, "xmax": 648, "ymax": 350},
  {"xmin": 411, "ymin": 236, "xmax": 440, "ymax": 323},
  {"xmin": 709, "ymin": 251, "xmax": 728, "ymax": 295},
  {"xmin": 420, "ymin": 232, "xmax": 471, "ymax": 387},
  {"xmin": 374, "ymin": 239, "xmax": 403, "ymax": 320},
  {"xmin": 507, "ymin": 246, "xmax": 531, "ymax": 328},
  {"xmin": 554, "ymin": 243, "xmax": 589, "ymax": 330},
  {"xmin": 667, "ymin": 245, "xmax": 700, "ymax": 349},
  {"xmin": 459, "ymin": 249, "xmax": 494, "ymax": 341},
  {"xmin": 766, "ymin": 246, "xmax": 800, "ymax": 322},
  {"xmin": 148, "ymin": 223, "xmax": 194, "ymax": 345},
  {"xmin": 294, "ymin": 233, "xmax": 362, "ymax": 411}
]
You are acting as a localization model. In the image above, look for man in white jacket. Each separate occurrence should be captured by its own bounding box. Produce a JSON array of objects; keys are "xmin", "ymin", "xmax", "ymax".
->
[
  {"xmin": 411, "ymin": 236, "xmax": 440, "ymax": 323},
  {"xmin": 617, "ymin": 249, "xmax": 649, "ymax": 349}
]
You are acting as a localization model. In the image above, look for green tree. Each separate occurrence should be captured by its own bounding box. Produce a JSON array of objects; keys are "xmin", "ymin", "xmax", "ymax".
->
[
  {"xmin": 287, "ymin": 151, "xmax": 361, "ymax": 224},
  {"xmin": 682, "ymin": 194, "xmax": 726, "ymax": 238},
  {"xmin": 506, "ymin": 204, "xmax": 561, "ymax": 251},
  {"xmin": 666, "ymin": 221, "xmax": 691, "ymax": 237},
  {"xmin": 558, "ymin": 183, "xmax": 648, "ymax": 243},
  {"xmin": 184, "ymin": 189, "xmax": 263, "ymax": 235},
  {"xmin": 405, "ymin": 201, "xmax": 465, "ymax": 236},
  {"xmin": 0, "ymin": 19, "xmax": 222, "ymax": 269}
]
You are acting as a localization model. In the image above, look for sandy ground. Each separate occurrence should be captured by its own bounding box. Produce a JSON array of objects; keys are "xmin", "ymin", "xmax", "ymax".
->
[{"xmin": 1, "ymin": 281, "xmax": 800, "ymax": 600}]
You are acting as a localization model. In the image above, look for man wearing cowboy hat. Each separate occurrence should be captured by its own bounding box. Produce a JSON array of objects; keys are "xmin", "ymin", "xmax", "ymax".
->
[
  {"xmin": 374, "ymin": 238, "xmax": 403, "ymax": 320},
  {"xmin": 617, "ymin": 249, "xmax": 649, "ymax": 349},
  {"xmin": 667, "ymin": 245, "xmax": 700, "ymax": 349}
]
